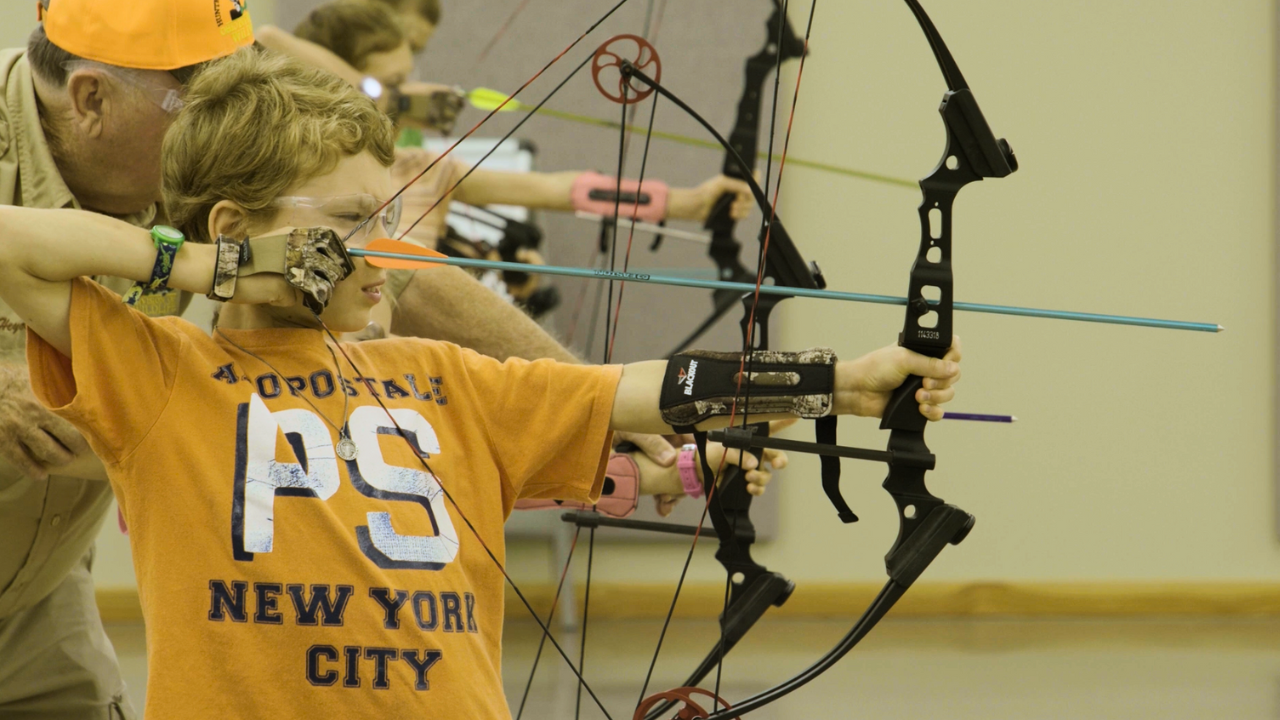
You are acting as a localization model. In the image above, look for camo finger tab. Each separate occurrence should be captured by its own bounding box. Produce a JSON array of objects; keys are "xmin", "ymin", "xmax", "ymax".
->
[{"xmin": 284, "ymin": 228, "xmax": 355, "ymax": 314}]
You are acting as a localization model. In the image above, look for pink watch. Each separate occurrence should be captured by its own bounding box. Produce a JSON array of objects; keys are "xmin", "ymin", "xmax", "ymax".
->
[{"xmin": 677, "ymin": 443, "xmax": 703, "ymax": 499}]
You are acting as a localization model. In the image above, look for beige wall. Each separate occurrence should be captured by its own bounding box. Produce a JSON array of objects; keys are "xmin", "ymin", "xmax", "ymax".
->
[
  {"xmin": 0, "ymin": 4, "xmax": 39, "ymax": 50},
  {"xmin": 90, "ymin": 0, "xmax": 1277, "ymax": 591}
]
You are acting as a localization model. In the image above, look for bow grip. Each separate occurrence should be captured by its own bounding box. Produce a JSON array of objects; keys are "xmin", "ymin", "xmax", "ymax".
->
[{"xmin": 879, "ymin": 375, "xmax": 929, "ymax": 433}]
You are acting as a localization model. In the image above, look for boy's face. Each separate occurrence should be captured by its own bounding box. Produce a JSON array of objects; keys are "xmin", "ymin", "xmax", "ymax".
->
[
  {"xmin": 269, "ymin": 152, "xmax": 396, "ymax": 333},
  {"xmin": 362, "ymin": 41, "xmax": 415, "ymax": 87}
]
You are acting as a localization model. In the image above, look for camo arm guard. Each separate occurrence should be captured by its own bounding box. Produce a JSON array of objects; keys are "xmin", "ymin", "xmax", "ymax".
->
[{"xmin": 660, "ymin": 348, "xmax": 837, "ymax": 429}]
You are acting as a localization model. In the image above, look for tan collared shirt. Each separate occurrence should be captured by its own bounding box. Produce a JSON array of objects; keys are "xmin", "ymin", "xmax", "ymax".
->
[{"xmin": 0, "ymin": 48, "xmax": 179, "ymax": 619}]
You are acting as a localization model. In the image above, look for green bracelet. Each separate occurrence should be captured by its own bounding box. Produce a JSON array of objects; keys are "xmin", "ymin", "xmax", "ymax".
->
[{"xmin": 124, "ymin": 225, "xmax": 185, "ymax": 306}]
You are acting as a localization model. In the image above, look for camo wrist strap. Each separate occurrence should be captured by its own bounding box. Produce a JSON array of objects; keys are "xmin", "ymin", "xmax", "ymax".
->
[{"xmin": 659, "ymin": 348, "xmax": 837, "ymax": 428}]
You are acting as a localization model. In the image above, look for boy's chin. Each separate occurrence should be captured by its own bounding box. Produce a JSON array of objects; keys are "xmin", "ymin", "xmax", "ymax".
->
[{"xmin": 318, "ymin": 310, "xmax": 373, "ymax": 335}]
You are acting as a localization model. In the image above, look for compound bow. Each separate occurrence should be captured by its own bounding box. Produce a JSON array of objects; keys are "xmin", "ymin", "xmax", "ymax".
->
[
  {"xmin": 565, "ymin": 0, "xmax": 1017, "ymax": 716},
  {"xmin": 354, "ymin": 0, "xmax": 1016, "ymax": 716}
]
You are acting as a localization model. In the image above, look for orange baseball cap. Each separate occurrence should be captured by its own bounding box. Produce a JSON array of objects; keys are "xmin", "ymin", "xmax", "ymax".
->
[{"xmin": 40, "ymin": 0, "xmax": 255, "ymax": 71}]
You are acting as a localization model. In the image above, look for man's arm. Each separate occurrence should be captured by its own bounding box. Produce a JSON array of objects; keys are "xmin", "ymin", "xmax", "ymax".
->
[{"xmin": 391, "ymin": 266, "xmax": 579, "ymax": 363}]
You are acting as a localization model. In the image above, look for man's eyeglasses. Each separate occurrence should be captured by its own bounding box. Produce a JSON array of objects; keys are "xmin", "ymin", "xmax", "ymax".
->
[{"xmin": 271, "ymin": 195, "xmax": 404, "ymax": 244}]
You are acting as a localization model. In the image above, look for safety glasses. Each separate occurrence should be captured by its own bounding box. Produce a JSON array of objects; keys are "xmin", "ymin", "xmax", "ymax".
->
[
  {"xmin": 63, "ymin": 61, "xmax": 185, "ymax": 114},
  {"xmin": 271, "ymin": 194, "xmax": 404, "ymax": 244}
]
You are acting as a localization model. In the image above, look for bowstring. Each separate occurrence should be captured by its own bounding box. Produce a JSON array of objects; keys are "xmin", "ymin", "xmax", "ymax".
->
[
  {"xmin": 573, "ymin": 2, "xmax": 661, "ymax": 359},
  {"xmin": 604, "ymin": 91, "xmax": 660, "ymax": 361},
  {"xmin": 638, "ymin": 0, "xmax": 816, "ymax": 713},
  {"xmin": 574, "ymin": 80, "xmax": 630, "ymax": 720},
  {"xmin": 514, "ymin": 525, "xmax": 582, "ymax": 719},
  {"xmin": 476, "ymin": 0, "xmax": 536, "ymax": 65}
]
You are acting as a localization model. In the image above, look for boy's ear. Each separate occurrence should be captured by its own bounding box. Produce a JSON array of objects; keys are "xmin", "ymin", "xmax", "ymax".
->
[{"xmin": 207, "ymin": 200, "xmax": 250, "ymax": 241}]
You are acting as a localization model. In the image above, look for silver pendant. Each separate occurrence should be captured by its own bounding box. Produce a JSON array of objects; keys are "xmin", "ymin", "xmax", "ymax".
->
[{"xmin": 336, "ymin": 436, "xmax": 359, "ymax": 461}]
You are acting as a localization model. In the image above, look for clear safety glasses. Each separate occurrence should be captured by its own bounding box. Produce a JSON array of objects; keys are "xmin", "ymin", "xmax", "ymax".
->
[{"xmin": 271, "ymin": 194, "xmax": 404, "ymax": 244}]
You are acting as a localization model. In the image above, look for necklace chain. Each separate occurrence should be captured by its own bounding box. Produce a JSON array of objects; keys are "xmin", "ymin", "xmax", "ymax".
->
[{"xmin": 214, "ymin": 327, "xmax": 359, "ymax": 460}]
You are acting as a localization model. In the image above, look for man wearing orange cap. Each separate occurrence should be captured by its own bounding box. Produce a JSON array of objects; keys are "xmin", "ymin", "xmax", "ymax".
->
[{"xmin": 0, "ymin": 2, "xmax": 251, "ymax": 718}]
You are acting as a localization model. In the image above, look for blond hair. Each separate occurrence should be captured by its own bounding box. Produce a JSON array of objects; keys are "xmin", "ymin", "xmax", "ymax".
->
[
  {"xmin": 370, "ymin": 0, "xmax": 441, "ymax": 25},
  {"xmin": 162, "ymin": 48, "xmax": 396, "ymax": 243},
  {"xmin": 294, "ymin": 1, "xmax": 405, "ymax": 72}
]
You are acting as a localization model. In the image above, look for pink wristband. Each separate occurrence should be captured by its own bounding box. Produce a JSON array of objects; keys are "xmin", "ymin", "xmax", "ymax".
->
[
  {"xmin": 571, "ymin": 171, "xmax": 669, "ymax": 223},
  {"xmin": 677, "ymin": 444, "xmax": 703, "ymax": 499}
]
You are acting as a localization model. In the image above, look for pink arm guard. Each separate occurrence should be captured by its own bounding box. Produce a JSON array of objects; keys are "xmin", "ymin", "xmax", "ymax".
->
[
  {"xmin": 514, "ymin": 452, "xmax": 640, "ymax": 519},
  {"xmin": 570, "ymin": 171, "xmax": 669, "ymax": 224}
]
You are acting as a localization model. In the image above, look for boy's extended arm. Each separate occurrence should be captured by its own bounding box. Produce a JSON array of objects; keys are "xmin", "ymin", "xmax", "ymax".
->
[{"xmin": 610, "ymin": 343, "xmax": 963, "ymax": 435}]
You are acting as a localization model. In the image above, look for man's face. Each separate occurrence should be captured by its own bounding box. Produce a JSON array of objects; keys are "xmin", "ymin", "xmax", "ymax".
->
[
  {"xmin": 63, "ymin": 66, "xmax": 185, "ymax": 214},
  {"xmin": 109, "ymin": 71, "xmax": 183, "ymax": 204}
]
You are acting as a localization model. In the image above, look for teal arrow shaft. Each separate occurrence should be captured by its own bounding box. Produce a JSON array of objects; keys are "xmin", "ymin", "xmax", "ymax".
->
[{"xmin": 350, "ymin": 248, "xmax": 1223, "ymax": 334}]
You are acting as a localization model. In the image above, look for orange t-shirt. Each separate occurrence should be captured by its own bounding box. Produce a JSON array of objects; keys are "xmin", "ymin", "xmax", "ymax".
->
[{"xmin": 27, "ymin": 279, "xmax": 620, "ymax": 719}]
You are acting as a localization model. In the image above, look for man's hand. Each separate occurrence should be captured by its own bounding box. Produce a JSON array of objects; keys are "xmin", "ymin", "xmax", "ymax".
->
[
  {"xmin": 615, "ymin": 430, "xmax": 683, "ymax": 515},
  {"xmin": 636, "ymin": 420, "xmax": 792, "ymax": 516},
  {"xmin": 836, "ymin": 336, "xmax": 963, "ymax": 421},
  {"xmin": 667, "ymin": 175, "xmax": 754, "ymax": 222},
  {"xmin": 615, "ymin": 430, "xmax": 678, "ymax": 466},
  {"xmin": 0, "ymin": 364, "xmax": 90, "ymax": 480}
]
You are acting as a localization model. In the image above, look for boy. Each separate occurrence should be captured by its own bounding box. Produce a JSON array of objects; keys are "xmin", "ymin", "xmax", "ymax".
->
[{"xmin": 0, "ymin": 49, "xmax": 960, "ymax": 717}]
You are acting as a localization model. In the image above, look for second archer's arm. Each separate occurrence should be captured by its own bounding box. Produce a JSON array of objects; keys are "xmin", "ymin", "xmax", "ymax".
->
[
  {"xmin": 450, "ymin": 168, "xmax": 755, "ymax": 223},
  {"xmin": 256, "ymin": 25, "xmax": 365, "ymax": 87}
]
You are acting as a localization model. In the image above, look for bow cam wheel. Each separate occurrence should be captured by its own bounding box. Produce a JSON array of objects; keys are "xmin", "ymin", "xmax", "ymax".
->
[
  {"xmin": 633, "ymin": 686, "xmax": 740, "ymax": 720},
  {"xmin": 591, "ymin": 34, "xmax": 662, "ymax": 105}
]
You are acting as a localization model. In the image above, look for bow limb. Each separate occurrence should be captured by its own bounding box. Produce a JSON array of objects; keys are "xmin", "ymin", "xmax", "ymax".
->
[{"xmin": 675, "ymin": 0, "xmax": 809, "ymax": 354}]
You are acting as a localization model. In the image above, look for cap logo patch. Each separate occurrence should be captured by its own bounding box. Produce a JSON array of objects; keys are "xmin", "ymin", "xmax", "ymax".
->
[{"xmin": 213, "ymin": 0, "xmax": 252, "ymax": 41}]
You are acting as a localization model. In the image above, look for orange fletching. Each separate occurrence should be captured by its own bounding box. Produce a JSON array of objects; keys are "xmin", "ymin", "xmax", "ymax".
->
[{"xmin": 359, "ymin": 238, "xmax": 449, "ymax": 270}]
